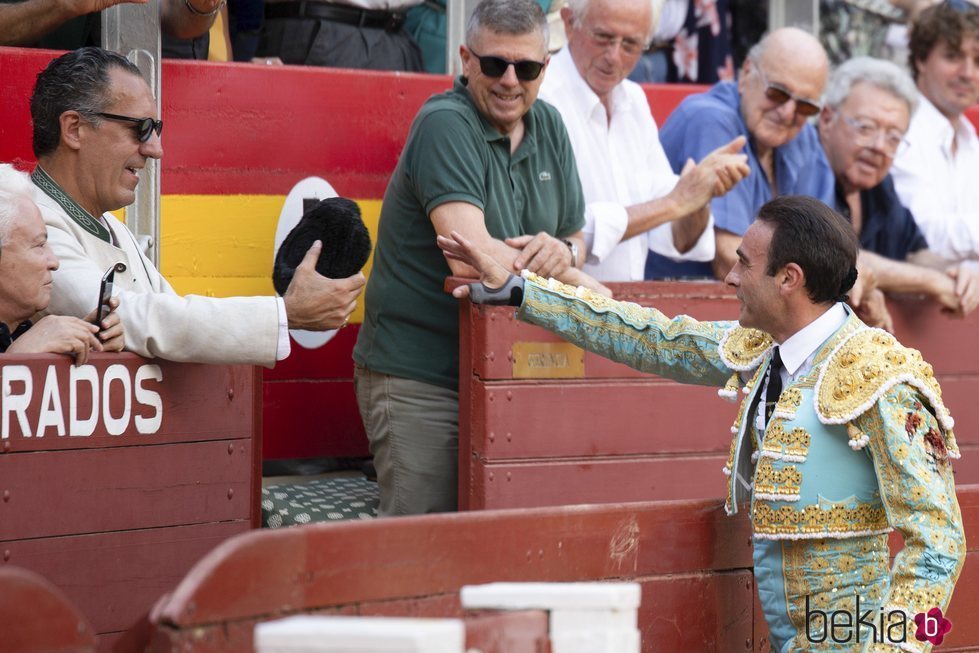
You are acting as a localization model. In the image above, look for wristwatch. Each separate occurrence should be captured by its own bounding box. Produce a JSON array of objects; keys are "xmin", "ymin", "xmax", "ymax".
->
[{"xmin": 562, "ymin": 239, "xmax": 579, "ymax": 267}]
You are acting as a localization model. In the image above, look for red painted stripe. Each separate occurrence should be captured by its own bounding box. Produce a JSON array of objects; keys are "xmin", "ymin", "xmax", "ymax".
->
[{"xmin": 0, "ymin": 48, "xmax": 449, "ymax": 197}]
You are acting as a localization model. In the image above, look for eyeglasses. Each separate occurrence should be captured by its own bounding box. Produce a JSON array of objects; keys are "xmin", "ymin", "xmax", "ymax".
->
[
  {"xmin": 753, "ymin": 66, "xmax": 822, "ymax": 117},
  {"xmin": 841, "ymin": 116, "xmax": 907, "ymax": 157},
  {"xmin": 467, "ymin": 49, "xmax": 546, "ymax": 81},
  {"xmin": 586, "ymin": 29, "xmax": 645, "ymax": 57},
  {"xmin": 95, "ymin": 112, "xmax": 163, "ymax": 143}
]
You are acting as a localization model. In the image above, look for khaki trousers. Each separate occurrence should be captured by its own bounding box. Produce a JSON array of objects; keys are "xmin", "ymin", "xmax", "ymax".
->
[{"xmin": 354, "ymin": 364, "xmax": 458, "ymax": 516}]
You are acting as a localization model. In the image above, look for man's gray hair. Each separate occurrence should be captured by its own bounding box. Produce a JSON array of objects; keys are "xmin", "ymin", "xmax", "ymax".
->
[
  {"xmin": 0, "ymin": 164, "xmax": 37, "ymax": 251},
  {"xmin": 564, "ymin": 0, "xmax": 656, "ymax": 43},
  {"xmin": 465, "ymin": 0, "xmax": 549, "ymax": 49},
  {"xmin": 745, "ymin": 32, "xmax": 769, "ymax": 65},
  {"xmin": 565, "ymin": 0, "xmax": 588, "ymax": 25},
  {"xmin": 823, "ymin": 56, "xmax": 918, "ymax": 115}
]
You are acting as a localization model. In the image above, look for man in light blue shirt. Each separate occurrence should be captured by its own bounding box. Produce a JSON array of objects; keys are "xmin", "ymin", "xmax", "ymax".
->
[{"xmin": 650, "ymin": 27, "xmax": 834, "ymax": 280}]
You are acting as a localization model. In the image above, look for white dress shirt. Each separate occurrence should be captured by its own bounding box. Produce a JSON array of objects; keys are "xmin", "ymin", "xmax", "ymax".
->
[
  {"xmin": 752, "ymin": 303, "xmax": 848, "ymax": 437},
  {"xmin": 891, "ymin": 95, "xmax": 979, "ymax": 262},
  {"xmin": 539, "ymin": 46, "xmax": 714, "ymax": 281}
]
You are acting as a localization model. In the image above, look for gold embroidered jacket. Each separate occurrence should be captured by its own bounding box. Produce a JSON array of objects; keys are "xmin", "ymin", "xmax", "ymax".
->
[{"xmin": 516, "ymin": 274, "xmax": 965, "ymax": 647}]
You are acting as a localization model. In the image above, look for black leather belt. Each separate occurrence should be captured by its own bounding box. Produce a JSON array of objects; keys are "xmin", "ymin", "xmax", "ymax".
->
[{"xmin": 265, "ymin": 2, "xmax": 407, "ymax": 31}]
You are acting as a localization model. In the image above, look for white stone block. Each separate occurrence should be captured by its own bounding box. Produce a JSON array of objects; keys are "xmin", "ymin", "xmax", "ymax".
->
[
  {"xmin": 551, "ymin": 627, "xmax": 640, "ymax": 653},
  {"xmin": 460, "ymin": 582, "xmax": 640, "ymax": 611},
  {"xmin": 549, "ymin": 608, "xmax": 637, "ymax": 632},
  {"xmin": 254, "ymin": 615, "xmax": 465, "ymax": 653}
]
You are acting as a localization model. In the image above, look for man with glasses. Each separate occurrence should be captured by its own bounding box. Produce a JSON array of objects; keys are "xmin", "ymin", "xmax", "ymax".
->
[
  {"xmin": 26, "ymin": 47, "xmax": 365, "ymax": 366},
  {"xmin": 354, "ymin": 0, "xmax": 605, "ymax": 516},
  {"xmin": 891, "ymin": 1, "xmax": 979, "ymax": 263},
  {"xmin": 819, "ymin": 56, "xmax": 979, "ymax": 318},
  {"xmin": 651, "ymin": 27, "xmax": 835, "ymax": 281},
  {"xmin": 537, "ymin": 0, "xmax": 750, "ymax": 282}
]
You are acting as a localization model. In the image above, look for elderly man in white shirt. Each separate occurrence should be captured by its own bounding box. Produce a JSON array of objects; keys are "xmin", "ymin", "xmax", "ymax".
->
[
  {"xmin": 538, "ymin": 0, "xmax": 749, "ymax": 281},
  {"xmin": 891, "ymin": 1, "xmax": 979, "ymax": 263}
]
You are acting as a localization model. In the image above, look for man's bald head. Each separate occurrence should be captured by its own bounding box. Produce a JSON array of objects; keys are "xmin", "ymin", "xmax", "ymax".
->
[{"xmin": 738, "ymin": 27, "xmax": 829, "ymax": 154}]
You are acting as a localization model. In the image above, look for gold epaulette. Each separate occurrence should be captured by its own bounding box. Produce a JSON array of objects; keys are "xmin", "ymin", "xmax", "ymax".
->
[
  {"xmin": 814, "ymin": 328, "xmax": 956, "ymax": 438},
  {"xmin": 718, "ymin": 326, "xmax": 773, "ymax": 372}
]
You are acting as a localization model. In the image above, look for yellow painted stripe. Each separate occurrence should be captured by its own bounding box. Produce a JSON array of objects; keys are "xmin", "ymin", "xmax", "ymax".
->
[{"xmin": 159, "ymin": 195, "xmax": 382, "ymax": 324}]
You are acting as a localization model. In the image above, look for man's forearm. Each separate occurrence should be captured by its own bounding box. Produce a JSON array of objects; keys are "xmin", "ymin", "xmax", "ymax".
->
[
  {"xmin": 623, "ymin": 194, "xmax": 693, "ymax": 242},
  {"xmin": 861, "ymin": 250, "xmax": 951, "ymax": 297},
  {"xmin": 0, "ymin": 0, "xmax": 84, "ymax": 45},
  {"xmin": 669, "ymin": 204, "xmax": 710, "ymax": 254}
]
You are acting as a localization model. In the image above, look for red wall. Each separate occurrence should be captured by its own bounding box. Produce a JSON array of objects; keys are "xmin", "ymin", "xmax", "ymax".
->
[{"xmin": 3, "ymin": 47, "xmax": 979, "ymax": 461}]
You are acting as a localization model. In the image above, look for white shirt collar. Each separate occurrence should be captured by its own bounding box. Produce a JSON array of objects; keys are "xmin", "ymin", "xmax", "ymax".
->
[
  {"xmin": 548, "ymin": 47, "xmax": 635, "ymax": 123},
  {"xmin": 777, "ymin": 303, "xmax": 848, "ymax": 377},
  {"xmin": 912, "ymin": 95, "xmax": 979, "ymax": 157}
]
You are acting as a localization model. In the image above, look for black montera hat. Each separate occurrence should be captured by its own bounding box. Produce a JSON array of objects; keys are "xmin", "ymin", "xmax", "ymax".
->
[{"xmin": 272, "ymin": 197, "xmax": 372, "ymax": 296}]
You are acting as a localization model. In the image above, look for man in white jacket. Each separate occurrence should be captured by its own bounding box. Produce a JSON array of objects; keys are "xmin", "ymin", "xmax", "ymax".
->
[
  {"xmin": 538, "ymin": 0, "xmax": 749, "ymax": 281},
  {"xmin": 28, "ymin": 47, "xmax": 364, "ymax": 367}
]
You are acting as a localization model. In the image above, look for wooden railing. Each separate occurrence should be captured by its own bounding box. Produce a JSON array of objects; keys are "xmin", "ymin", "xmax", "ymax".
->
[
  {"xmin": 104, "ymin": 485, "xmax": 979, "ymax": 652},
  {"xmin": 0, "ymin": 354, "xmax": 261, "ymax": 650},
  {"xmin": 458, "ymin": 281, "xmax": 979, "ymax": 510}
]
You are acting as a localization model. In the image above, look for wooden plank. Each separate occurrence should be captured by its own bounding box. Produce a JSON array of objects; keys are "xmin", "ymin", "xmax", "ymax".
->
[
  {"xmin": 468, "ymin": 455, "xmax": 730, "ymax": 510},
  {"xmin": 467, "ymin": 378, "xmax": 979, "ymax": 459},
  {"xmin": 263, "ymin": 327, "xmax": 359, "ymax": 381},
  {"xmin": 0, "ymin": 566, "xmax": 96, "ymax": 653},
  {"xmin": 0, "ymin": 355, "xmax": 254, "ymax": 452},
  {"xmin": 464, "ymin": 287, "xmax": 979, "ymax": 381},
  {"xmin": 261, "ymin": 379, "xmax": 368, "ymax": 459},
  {"xmin": 469, "ymin": 379, "xmax": 735, "ymax": 459},
  {"xmin": 942, "ymin": 550, "xmax": 979, "ymax": 649},
  {"xmin": 148, "ymin": 500, "xmax": 755, "ymax": 652},
  {"xmin": 4, "ymin": 521, "xmax": 248, "ymax": 637},
  {"xmin": 464, "ymin": 291, "xmax": 741, "ymax": 382},
  {"xmin": 155, "ymin": 499, "xmax": 753, "ymax": 628},
  {"xmin": 144, "ymin": 487, "xmax": 979, "ymax": 652},
  {"xmin": 637, "ymin": 571, "xmax": 755, "ymax": 652},
  {"xmin": 463, "ymin": 610, "xmax": 549, "ymax": 653},
  {"xmin": 0, "ymin": 439, "xmax": 253, "ymax": 541},
  {"xmin": 458, "ymin": 299, "xmax": 476, "ymax": 512}
]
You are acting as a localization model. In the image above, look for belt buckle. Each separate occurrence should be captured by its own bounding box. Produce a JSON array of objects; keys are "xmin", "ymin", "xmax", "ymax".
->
[{"xmin": 385, "ymin": 12, "xmax": 405, "ymax": 31}]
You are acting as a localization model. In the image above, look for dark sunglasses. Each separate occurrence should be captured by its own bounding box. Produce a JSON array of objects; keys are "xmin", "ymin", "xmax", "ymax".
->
[
  {"xmin": 755, "ymin": 67, "xmax": 822, "ymax": 117},
  {"xmin": 468, "ymin": 49, "xmax": 546, "ymax": 81},
  {"xmin": 96, "ymin": 112, "xmax": 163, "ymax": 142}
]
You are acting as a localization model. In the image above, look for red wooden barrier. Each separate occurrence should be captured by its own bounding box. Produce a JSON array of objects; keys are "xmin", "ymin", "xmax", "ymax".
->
[
  {"xmin": 458, "ymin": 281, "xmax": 979, "ymax": 510},
  {"xmin": 4, "ymin": 45, "xmax": 973, "ymax": 463},
  {"xmin": 463, "ymin": 610, "xmax": 549, "ymax": 653},
  {"xmin": 139, "ymin": 485, "xmax": 979, "ymax": 652},
  {"xmin": 0, "ymin": 566, "xmax": 96, "ymax": 653},
  {"xmin": 0, "ymin": 354, "xmax": 261, "ymax": 651}
]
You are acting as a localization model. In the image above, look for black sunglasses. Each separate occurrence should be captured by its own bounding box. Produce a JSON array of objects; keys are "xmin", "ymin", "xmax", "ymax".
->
[
  {"xmin": 468, "ymin": 49, "xmax": 546, "ymax": 81},
  {"xmin": 96, "ymin": 112, "xmax": 163, "ymax": 143}
]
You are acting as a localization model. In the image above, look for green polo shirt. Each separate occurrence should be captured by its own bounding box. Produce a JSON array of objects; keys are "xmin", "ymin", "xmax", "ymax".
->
[{"xmin": 353, "ymin": 77, "xmax": 585, "ymax": 390}]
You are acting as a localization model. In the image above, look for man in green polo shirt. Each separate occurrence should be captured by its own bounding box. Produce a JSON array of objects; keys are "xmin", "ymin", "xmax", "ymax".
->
[{"xmin": 353, "ymin": 0, "xmax": 605, "ymax": 516}]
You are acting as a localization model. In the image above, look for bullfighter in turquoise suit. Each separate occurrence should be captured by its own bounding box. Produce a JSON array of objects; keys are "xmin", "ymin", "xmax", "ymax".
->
[{"xmin": 440, "ymin": 195, "xmax": 964, "ymax": 652}]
